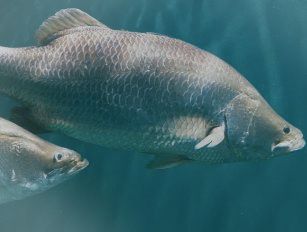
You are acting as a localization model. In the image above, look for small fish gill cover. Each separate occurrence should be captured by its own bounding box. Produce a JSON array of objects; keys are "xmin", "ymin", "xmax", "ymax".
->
[{"xmin": 35, "ymin": 8, "xmax": 108, "ymax": 45}]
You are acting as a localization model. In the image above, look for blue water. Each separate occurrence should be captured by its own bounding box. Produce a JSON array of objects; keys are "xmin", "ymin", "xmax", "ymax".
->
[{"xmin": 0, "ymin": 0, "xmax": 306, "ymax": 231}]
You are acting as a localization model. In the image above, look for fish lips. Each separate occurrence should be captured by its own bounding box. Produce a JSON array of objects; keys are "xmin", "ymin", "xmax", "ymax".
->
[
  {"xmin": 46, "ymin": 158, "xmax": 89, "ymax": 179},
  {"xmin": 67, "ymin": 158, "xmax": 89, "ymax": 175},
  {"xmin": 271, "ymin": 137, "xmax": 306, "ymax": 153}
]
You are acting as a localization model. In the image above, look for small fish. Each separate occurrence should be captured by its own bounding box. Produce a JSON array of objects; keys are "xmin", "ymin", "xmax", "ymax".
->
[
  {"xmin": 0, "ymin": 9, "xmax": 304, "ymax": 169},
  {"xmin": 0, "ymin": 117, "xmax": 88, "ymax": 204}
]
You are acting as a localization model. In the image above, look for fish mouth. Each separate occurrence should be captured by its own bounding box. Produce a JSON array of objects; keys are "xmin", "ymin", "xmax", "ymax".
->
[
  {"xmin": 271, "ymin": 137, "xmax": 305, "ymax": 153},
  {"xmin": 46, "ymin": 158, "xmax": 89, "ymax": 179},
  {"xmin": 67, "ymin": 158, "xmax": 89, "ymax": 175}
]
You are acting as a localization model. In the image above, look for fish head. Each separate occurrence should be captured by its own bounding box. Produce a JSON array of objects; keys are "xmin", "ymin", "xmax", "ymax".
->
[
  {"xmin": 0, "ymin": 118, "xmax": 88, "ymax": 203},
  {"xmin": 3, "ymin": 135, "xmax": 88, "ymax": 194},
  {"xmin": 225, "ymin": 94, "xmax": 305, "ymax": 160},
  {"xmin": 255, "ymin": 106, "xmax": 305, "ymax": 156},
  {"xmin": 42, "ymin": 145, "xmax": 89, "ymax": 185}
]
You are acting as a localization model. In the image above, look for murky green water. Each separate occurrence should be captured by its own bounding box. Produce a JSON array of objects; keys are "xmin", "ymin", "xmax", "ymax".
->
[{"xmin": 0, "ymin": 0, "xmax": 306, "ymax": 231}]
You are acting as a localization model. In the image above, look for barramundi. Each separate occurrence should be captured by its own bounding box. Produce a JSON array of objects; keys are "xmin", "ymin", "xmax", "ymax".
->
[{"xmin": 0, "ymin": 9, "xmax": 304, "ymax": 168}]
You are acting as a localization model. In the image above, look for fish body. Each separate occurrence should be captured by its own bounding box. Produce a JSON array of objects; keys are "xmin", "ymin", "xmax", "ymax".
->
[
  {"xmin": 0, "ymin": 117, "xmax": 88, "ymax": 204},
  {"xmin": 0, "ymin": 9, "xmax": 304, "ymax": 168}
]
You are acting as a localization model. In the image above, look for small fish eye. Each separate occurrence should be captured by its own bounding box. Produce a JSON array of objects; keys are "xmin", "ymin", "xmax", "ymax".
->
[
  {"xmin": 54, "ymin": 153, "xmax": 63, "ymax": 162},
  {"xmin": 283, "ymin": 126, "xmax": 290, "ymax": 134}
]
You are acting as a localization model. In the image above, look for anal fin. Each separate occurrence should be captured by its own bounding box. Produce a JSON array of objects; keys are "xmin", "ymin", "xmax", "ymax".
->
[
  {"xmin": 147, "ymin": 155, "xmax": 191, "ymax": 169},
  {"xmin": 10, "ymin": 106, "xmax": 50, "ymax": 134}
]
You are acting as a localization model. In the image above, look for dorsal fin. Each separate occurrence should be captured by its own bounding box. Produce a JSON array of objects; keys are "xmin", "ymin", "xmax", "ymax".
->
[{"xmin": 36, "ymin": 8, "xmax": 108, "ymax": 45}]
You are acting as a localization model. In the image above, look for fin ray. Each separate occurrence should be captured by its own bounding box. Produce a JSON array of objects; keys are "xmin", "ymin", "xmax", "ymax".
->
[
  {"xmin": 36, "ymin": 8, "xmax": 108, "ymax": 45},
  {"xmin": 195, "ymin": 123, "xmax": 225, "ymax": 149}
]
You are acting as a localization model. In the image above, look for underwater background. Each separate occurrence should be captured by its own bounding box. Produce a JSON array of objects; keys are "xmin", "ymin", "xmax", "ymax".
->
[{"xmin": 0, "ymin": 0, "xmax": 306, "ymax": 231}]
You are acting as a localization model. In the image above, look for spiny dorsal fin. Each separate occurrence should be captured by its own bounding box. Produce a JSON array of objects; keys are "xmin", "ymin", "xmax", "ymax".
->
[{"xmin": 36, "ymin": 8, "xmax": 108, "ymax": 45}]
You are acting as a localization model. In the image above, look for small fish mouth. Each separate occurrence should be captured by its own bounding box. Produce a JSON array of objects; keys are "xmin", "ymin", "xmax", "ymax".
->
[
  {"xmin": 46, "ymin": 158, "xmax": 89, "ymax": 179},
  {"xmin": 67, "ymin": 158, "xmax": 89, "ymax": 175}
]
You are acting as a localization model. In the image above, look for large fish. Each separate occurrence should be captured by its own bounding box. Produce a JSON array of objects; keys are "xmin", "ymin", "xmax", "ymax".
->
[
  {"xmin": 0, "ymin": 117, "xmax": 88, "ymax": 204},
  {"xmin": 0, "ymin": 9, "xmax": 304, "ymax": 169}
]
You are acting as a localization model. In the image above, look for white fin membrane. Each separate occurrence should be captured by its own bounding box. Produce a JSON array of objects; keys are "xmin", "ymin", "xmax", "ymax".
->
[{"xmin": 194, "ymin": 123, "xmax": 225, "ymax": 150}]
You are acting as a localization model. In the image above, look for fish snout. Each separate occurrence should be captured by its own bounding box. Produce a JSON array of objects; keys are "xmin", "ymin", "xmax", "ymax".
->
[
  {"xmin": 67, "ymin": 154, "xmax": 89, "ymax": 175},
  {"xmin": 53, "ymin": 148, "xmax": 89, "ymax": 175},
  {"xmin": 47, "ymin": 158, "xmax": 88, "ymax": 180},
  {"xmin": 70, "ymin": 158, "xmax": 89, "ymax": 174},
  {"xmin": 271, "ymin": 131, "xmax": 305, "ymax": 153},
  {"xmin": 291, "ymin": 137, "xmax": 306, "ymax": 152}
]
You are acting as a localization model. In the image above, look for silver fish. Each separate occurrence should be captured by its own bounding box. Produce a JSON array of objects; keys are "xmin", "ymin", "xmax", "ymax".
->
[
  {"xmin": 0, "ymin": 117, "xmax": 88, "ymax": 204},
  {"xmin": 0, "ymin": 9, "xmax": 304, "ymax": 169}
]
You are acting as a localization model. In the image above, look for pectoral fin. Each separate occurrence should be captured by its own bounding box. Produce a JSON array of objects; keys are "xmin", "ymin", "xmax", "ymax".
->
[
  {"xmin": 147, "ymin": 155, "xmax": 191, "ymax": 169},
  {"xmin": 10, "ymin": 106, "xmax": 50, "ymax": 134},
  {"xmin": 194, "ymin": 123, "xmax": 225, "ymax": 150}
]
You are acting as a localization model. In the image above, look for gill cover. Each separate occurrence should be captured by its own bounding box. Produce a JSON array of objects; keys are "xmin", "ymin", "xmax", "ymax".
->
[{"xmin": 225, "ymin": 94, "xmax": 260, "ymax": 155}]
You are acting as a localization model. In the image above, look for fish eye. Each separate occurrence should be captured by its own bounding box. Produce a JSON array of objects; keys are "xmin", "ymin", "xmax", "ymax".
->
[
  {"xmin": 283, "ymin": 126, "xmax": 290, "ymax": 134},
  {"xmin": 54, "ymin": 153, "xmax": 63, "ymax": 162}
]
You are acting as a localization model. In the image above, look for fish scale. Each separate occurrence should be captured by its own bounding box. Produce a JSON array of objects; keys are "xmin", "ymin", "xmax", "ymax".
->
[
  {"xmin": 0, "ymin": 14, "xmax": 259, "ymax": 160},
  {"xmin": 0, "ymin": 9, "xmax": 304, "ymax": 168}
]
